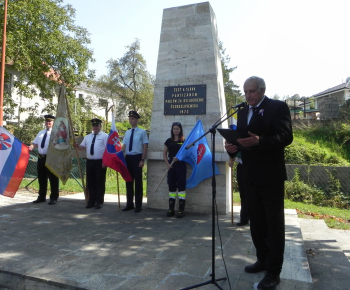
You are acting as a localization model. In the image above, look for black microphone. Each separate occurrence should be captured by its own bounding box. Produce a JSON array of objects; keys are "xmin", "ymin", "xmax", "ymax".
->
[{"xmin": 232, "ymin": 102, "xmax": 246, "ymax": 108}]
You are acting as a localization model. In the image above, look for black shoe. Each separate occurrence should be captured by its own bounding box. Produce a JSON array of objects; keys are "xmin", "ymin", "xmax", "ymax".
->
[
  {"xmin": 86, "ymin": 204, "xmax": 94, "ymax": 208},
  {"xmin": 166, "ymin": 210, "xmax": 175, "ymax": 217},
  {"xmin": 236, "ymin": 220, "xmax": 249, "ymax": 226},
  {"xmin": 244, "ymin": 261, "xmax": 266, "ymax": 273},
  {"xmin": 95, "ymin": 203, "xmax": 102, "ymax": 209},
  {"xmin": 48, "ymin": 199, "xmax": 57, "ymax": 205},
  {"xmin": 176, "ymin": 211, "xmax": 184, "ymax": 218},
  {"xmin": 33, "ymin": 199, "xmax": 46, "ymax": 203},
  {"xmin": 134, "ymin": 208, "xmax": 141, "ymax": 213},
  {"xmin": 257, "ymin": 274, "xmax": 280, "ymax": 289},
  {"xmin": 122, "ymin": 207, "xmax": 134, "ymax": 211}
]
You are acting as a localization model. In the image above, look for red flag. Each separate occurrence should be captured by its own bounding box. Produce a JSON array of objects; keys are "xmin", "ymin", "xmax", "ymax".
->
[{"xmin": 102, "ymin": 116, "xmax": 132, "ymax": 182}]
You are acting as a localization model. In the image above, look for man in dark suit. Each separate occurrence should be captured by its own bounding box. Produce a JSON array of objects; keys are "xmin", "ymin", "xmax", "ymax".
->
[{"xmin": 225, "ymin": 76, "xmax": 293, "ymax": 290}]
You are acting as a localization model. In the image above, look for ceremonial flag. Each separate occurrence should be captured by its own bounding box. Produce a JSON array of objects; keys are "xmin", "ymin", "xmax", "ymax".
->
[
  {"xmin": 103, "ymin": 114, "xmax": 132, "ymax": 182},
  {"xmin": 229, "ymin": 108, "xmax": 238, "ymax": 130},
  {"xmin": 46, "ymin": 86, "xmax": 72, "ymax": 184},
  {"xmin": 0, "ymin": 126, "xmax": 29, "ymax": 198},
  {"xmin": 176, "ymin": 120, "xmax": 220, "ymax": 189}
]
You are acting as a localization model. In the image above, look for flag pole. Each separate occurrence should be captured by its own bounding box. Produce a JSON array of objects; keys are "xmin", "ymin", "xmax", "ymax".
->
[
  {"xmin": 0, "ymin": 0, "xmax": 9, "ymax": 126},
  {"xmin": 231, "ymin": 164, "xmax": 234, "ymax": 225},
  {"xmin": 154, "ymin": 159, "xmax": 175, "ymax": 192},
  {"xmin": 116, "ymin": 172, "xmax": 120, "ymax": 209},
  {"xmin": 64, "ymin": 86, "xmax": 88, "ymax": 203}
]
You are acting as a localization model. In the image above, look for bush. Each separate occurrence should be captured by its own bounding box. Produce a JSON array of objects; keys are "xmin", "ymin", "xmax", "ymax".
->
[
  {"xmin": 285, "ymin": 136, "xmax": 350, "ymax": 165},
  {"xmin": 285, "ymin": 169, "xmax": 325, "ymax": 205}
]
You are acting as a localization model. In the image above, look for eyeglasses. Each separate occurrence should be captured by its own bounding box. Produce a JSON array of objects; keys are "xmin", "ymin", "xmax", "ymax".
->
[
  {"xmin": 172, "ymin": 122, "xmax": 181, "ymax": 126},
  {"xmin": 92, "ymin": 124, "xmax": 100, "ymax": 127}
]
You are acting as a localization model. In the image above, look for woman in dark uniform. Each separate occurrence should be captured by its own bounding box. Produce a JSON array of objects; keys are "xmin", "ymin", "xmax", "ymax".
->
[{"xmin": 162, "ymin": 122, "xmax": 187, "ymax": 218}]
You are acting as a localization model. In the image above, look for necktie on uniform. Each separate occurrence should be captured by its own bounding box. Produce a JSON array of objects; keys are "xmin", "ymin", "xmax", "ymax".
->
[
  {"xmin": 90, "ymin": 134, "xmax": 97, "ymax": 156},
  {"xmin": 129, "ymin": 129, "xmax": 135, "ymax": 152},
  {"xmin": 41, "ymin": 130, "xmax": 48, "ymax": 149}
]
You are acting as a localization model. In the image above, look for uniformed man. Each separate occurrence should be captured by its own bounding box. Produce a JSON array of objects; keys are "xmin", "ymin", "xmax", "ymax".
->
[
  {"xmin": 122, "ymin": 111, "xmax": 148, "ymax": 213},
  {"xmin": 29, "ymin": 114, "xmax": 59, "ymax": 205},
  {"xmin": 75, "ymin": 118, "xmax": 108, "ymax": 209}
]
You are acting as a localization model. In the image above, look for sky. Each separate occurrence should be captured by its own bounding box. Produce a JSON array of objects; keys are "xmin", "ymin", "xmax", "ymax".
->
[{"xmin": 63, "ymin": 0, "xmax": 350, "ymax": 98}]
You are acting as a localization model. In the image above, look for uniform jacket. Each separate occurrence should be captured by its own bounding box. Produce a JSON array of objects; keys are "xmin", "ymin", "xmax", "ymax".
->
[{"xmin": 231, "ymin": 96, "xmax": 293, "ymax": 186}]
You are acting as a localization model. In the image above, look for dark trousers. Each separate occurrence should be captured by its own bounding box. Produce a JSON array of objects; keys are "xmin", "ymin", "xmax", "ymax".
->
[
  {"xmin": 125, "ymin": 154, "xmax": 143, "ymax": 209},
  {"xmin": 86, "ymin": 159, "xmax": 107, "ymax": 205},
  {"xmin": 37, "ymin": 156, "xmax": 59, "ymax": 200},
  {"xmin": 167, "ymin": 160, "xmax": 186, "ymax": 192},
  {"xmin": 246, "ymin": 182, "xmax": 285, "ymax": 276},
  {"xmin": 237, "ymin": 163, "xmax": 249, "ymax": 222}
]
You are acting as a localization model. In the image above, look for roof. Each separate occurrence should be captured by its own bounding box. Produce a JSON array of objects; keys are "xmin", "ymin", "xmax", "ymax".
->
[
  {"xmin": 312, "ymin": 80, "xmax": 350, "ymax": 98},
  {"xmin": 75, "ymin": 82, "xmax": 99, "ymax": 94}
]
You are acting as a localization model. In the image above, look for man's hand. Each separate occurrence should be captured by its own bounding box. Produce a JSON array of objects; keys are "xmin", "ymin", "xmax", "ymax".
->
[
  {"xmin": 224, "ymin": 140, "xmax": 238, "ymax": 154},
  {"xmin": 237, "ymin": 131, "xmax": 259, "ymax": 147}
]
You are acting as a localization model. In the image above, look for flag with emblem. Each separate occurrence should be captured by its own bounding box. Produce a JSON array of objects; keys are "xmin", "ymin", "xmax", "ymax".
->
[
  {"xmin": 175, "ymin": 120, "xmax": 219, "ymax": 189},
  {"xmin": 0, "ymin": 126, "xmax": 30, "ymax": 198},
  {"xmin": 45, "ymin": 86, "xmax": 72, "ymax": 184},
  {"xmin": 102, "ymin": 113, "xmax": 132, "ymax": 182}
]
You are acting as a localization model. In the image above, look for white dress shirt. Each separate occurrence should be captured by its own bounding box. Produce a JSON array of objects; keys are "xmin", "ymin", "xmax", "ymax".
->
[
  {"xmin": 80, "ymin": 131, "xmax": 108, "ymax": 160},
  {"xmin": 33, "ymin": 128, "xmax": 52, "ymax": 155}
]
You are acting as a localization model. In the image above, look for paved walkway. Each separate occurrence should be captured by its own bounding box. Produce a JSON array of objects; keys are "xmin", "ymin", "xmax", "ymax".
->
[{"xmin": 0, "ymin": 190, "xmax": 348, "ymax": 289}]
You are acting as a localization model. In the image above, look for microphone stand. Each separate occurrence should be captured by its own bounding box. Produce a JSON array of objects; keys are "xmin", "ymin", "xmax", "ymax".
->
[{"xmin": 180, "ymin": 105, "xmax": 243, "ymax": 290}]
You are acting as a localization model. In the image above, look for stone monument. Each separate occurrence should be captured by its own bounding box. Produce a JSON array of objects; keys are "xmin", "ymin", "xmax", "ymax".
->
[{"xmin": 147, "ymin": 2, "xmax": 231, "ymax": 214}]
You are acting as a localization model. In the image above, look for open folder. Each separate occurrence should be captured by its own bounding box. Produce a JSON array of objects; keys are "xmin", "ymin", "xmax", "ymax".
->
[{"xmin": 217, "ymin": 128, "xmax": 250, "ymax": 150}]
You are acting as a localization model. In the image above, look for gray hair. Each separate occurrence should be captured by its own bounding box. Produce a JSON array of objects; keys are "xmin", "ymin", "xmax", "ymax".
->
[{"xmin": 244, "ymin": 76, "xmax": 266, "ymax": 92}]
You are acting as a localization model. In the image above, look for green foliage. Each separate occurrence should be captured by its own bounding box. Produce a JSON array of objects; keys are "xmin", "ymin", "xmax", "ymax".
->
[
  {"xmin": 285, "ymin": 168, "xmax": 350, "ymax": 209},
  {"xmin": 106, "ymin": 39, "xmax": 154, "ymax": 129},
  {"xmin": 322, "ymin": 168, "xmax": 350, "ymax": 209},
  {"xmin": 13, "ymin": 116, "xmax": 44, "ymax": 144},
  {"xmin": 219, "ymin": 41, "xmax": 243, "ymax": 109},
  {"xmin": 293, "ymin": 121, "xmax": 350, "ymax": 161},
  {"xmin": 285, "ymin": 136, "xmax": 350, "ymax": 165},
  {"xmin": 2, "ymin": 0, "xmax": 95, "ymax": 122},
  {"xmin": 285, "ymin": 169, "xmax": 325, "ymax": 205},
  {"xmin": 284, "ymin": 199, "xmax": 350, "ymax": 230}
]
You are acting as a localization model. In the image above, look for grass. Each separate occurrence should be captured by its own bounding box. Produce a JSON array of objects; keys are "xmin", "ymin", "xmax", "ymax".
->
[
  {"xmin": 285, "ymin": 199, "xmax": 350, "ymax": 230},
  {"xmin": 20, "ymin": 174, "xmax": 147, "ymax": 196}
]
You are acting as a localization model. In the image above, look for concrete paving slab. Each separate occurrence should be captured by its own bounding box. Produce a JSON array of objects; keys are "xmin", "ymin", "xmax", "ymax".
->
[
  {"xmin": 0, "ymin": 190, "xmax": 313, "ymax": 290},
  {"xmin": 299, "ymin": 218, "xmax": 350, "ymax": 290}
]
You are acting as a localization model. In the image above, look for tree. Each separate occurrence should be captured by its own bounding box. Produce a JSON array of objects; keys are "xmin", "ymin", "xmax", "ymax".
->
[
  {"xmin": 219, "ymin": 41, "xmax": 242, "ymax": 109},
  {"xmin": 1, "ymin": 0, "xmax": 95, "ymax": 123},
  {"xmin": 93, "ymin": 75, "xmax": 121, "ymax": 131},
  {"xmin": 106, "ymin": 39, "xmax": 154, "ymax": 128}
]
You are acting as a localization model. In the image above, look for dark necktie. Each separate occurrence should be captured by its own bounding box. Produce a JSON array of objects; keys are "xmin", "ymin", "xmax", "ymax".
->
[
  {"xmin": 90, "ymin": 134, "xmax": 97, "ymax": 156},
  {"xmin": 129, "ymin": 129, "xmax": 135, "ymax": 152},
  {"xmin": 41, "ymin": 130, "xmax": 48, "ymax": 149}
]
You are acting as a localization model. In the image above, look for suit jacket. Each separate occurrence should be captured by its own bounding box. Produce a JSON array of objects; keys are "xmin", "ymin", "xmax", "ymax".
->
[{"xmin": 231, "ymin": 97, "xmax": 293, "ymax": 186}]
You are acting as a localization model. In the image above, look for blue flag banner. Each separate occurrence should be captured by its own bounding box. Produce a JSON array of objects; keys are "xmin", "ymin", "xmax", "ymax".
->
[{"xmin": 175, "ymin": 120, "xmax": 220, "ymax": 189}]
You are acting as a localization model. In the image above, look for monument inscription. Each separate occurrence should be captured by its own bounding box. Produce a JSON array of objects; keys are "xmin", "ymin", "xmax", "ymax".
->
[{"xmin": 164, "ymin": 84, "xmax": 206, "ymax": 115}]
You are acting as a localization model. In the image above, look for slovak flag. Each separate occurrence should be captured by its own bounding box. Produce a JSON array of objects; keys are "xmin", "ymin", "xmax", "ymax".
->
[
  {"xmin": 102, "ymin": 115, "xmax": 132, "ymax": 182},
  {"xmin": 176, "ymin": 120, "xmax": 220, "ymax": 189},
  {"xmin": 0, "ymin": 126, "xmax": 30, "ymax": 198}
]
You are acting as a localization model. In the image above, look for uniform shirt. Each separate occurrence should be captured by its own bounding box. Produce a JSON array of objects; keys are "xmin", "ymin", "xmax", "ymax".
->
[
  {"xmin": 164, "ymin": 138, "xmax": 185, "ymax": 159},
  {"xmin": 123, "ymin": 127, "xmax": 149, "ymax": 155},
  {"xmin": 33, "ymin": 128, "xmax": 52, "ymax": 155},
  {"xmin": 80, "ymin": 131, "xmax": 108, "ymax": 160}
]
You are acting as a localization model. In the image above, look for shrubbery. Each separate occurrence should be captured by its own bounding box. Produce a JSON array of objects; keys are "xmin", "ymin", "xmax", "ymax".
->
[{"xmin": 284, "ymin": 121, "xmax": 350, "ymax": 209}]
